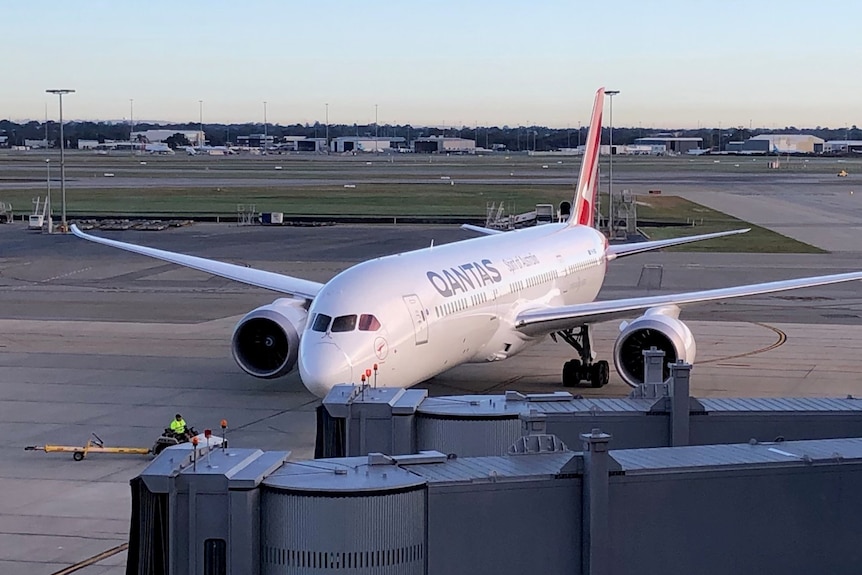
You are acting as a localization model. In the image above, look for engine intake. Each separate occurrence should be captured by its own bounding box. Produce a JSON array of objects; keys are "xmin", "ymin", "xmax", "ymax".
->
[
  {"xmin": 232, "ymin": 299, "xmax": 307, "ymax": 379},
  {"xmin": 613, "ymin": 306, "xmax": 695, "ymax": 387}
]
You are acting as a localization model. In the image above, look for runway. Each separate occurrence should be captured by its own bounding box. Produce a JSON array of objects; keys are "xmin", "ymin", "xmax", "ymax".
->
[{"xmin": 2, "ymin": 222, "xmax": 862, "ymax": 573}]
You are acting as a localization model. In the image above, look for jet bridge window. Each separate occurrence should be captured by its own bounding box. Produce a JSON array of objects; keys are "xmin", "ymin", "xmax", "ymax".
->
[
  {"xmin": 311, "ymin": 313, "xmax": 332, "ymax": 332},
  {"xmin": 331, "ymin": 315, "xmax": 357, "ymax": 332},
  {"xmin": 358, "ymin": 314, "xmax": 381, "ymax": 331}
]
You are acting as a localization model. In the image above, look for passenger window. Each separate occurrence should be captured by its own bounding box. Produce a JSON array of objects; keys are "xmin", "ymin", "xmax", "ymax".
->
[
  {"xmin": 359, "ymin": 314, "xmax": 381, "ymax": 331},
  {"xmin": 311, "ymin": 313, "xmax": 332, "ymax": 332},
  {"xmin": 331, "ymin": 315, "xmax": 357, "ymax": 332}
]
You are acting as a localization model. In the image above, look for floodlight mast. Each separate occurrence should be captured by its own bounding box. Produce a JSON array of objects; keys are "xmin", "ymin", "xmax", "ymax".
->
[
  {"xmin": 605, "ymin": 90, "xmax": 620, "ymax": 238},
  {"xmin": 130, "ymin": 99, "xmax": 134, "ymax": 154},
  {"xmin": 46, "ymin": 89, "xmax": 75, "ymax": 232},
  {"xmin": 198, "ymin": 100, "xmax": 204, "ymax": 149}
]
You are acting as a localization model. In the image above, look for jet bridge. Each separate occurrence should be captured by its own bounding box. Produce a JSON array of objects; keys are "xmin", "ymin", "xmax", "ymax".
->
[
  {"xmin": 126, "ymin": 350, "xmax": 862, "ymax": 574},
  {"xmin": 132, "ymin": 426, "xmax": 862, "ymax": 574}
]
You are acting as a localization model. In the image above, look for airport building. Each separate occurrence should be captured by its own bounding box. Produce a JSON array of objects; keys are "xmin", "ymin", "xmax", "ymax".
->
[
  {"xmin": 413, "ymin": 136, "xmax": 476, "ymax": 153},
  {"xmin": 131, "ymin": 129, "xmax": 204, "ymax": 146},
  {"xmin": 272, "ymin": 136, "xmax": 327, "ymax": 152},
  {"xmin": 633, "ymin": 136, "xmax": 703, "ymax": 154},
  {"xmin": 23, "ymin": 138, "xmax": 49, "ymax": 149},
  {"xmin": 824, "ymin": 139, "xmax": 862, "ymax": 153},
  {"xmin": 330, "ymin": 136, "xmax": 406, "ymax": 153},
  {"xmin": 740, "ymin": 134, "xmax": 825, "ymax": 154},
  {"xmin": 236, "ymin": 134, "xmax": 276, "ymax": 149}
]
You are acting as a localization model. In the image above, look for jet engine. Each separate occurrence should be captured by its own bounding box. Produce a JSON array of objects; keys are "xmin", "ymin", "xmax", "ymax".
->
[
  {"xmin": 231, "ymin": 298, "xmax": 308, "ymax": 379},
  {"xmin": 612, "ymin": 306, "xmax": 696, "ymax": 387}
]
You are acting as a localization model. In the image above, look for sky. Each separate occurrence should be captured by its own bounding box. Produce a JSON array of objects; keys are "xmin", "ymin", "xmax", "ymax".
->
[{"xmin": 2, "ymin": 1, "xmax": 861, "ymax": 129}]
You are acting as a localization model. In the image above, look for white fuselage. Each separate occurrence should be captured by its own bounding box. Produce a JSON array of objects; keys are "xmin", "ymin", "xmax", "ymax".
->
[{"xmin": 298, "ymin": 223, "xmax": 608, "ymax": 396}]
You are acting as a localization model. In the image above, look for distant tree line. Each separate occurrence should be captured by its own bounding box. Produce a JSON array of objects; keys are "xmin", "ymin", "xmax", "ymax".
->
[{"xmin": 1, "ymin": 118, "xmax": 860, "ymax": 152}]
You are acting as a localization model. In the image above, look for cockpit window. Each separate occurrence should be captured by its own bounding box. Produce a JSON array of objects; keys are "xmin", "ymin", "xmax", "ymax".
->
[
  {"xmin": 331, "ymin": 314, "xmax": 357, "ymax": 332},
  {"xmin": 311, "ymin": 313, "xmax": 332, "ymax": 332},
  {"xmin": 358, "ymin": 314, "xmax": 381, "ymax": 331}
]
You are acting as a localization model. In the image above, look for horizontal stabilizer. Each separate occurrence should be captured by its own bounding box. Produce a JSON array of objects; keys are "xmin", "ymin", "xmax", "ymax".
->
[{"xmin": 460, "ymin": 224, "xmax": 505, "ymax": 236}]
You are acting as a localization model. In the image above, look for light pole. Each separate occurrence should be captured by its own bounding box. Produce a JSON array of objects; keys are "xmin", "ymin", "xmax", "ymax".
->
[
  {"xmin": 325, "ymin": 103, "xmax": 329, "ymax": 153},
  {"xmin": 605, "ymin": 90, "xmax": 620, "ymax": 237},
  {"xmin": 46, "ymin": 159, "xmax": 52, "ymax": 233},
  {"xmin": 374, "ymin": 104, "xmax": 379, "ymax": 153},
  {"xmin": 198, "ymin": 100, "xmax": 204, "ymax": 148},
  {"xmin": 263, "ymin": 101, "xmax": 267, "ymax": 153},
  {"xmin": 717, "ymin": 121, "xmax": 722, "ymax": 152},
  {"xmin": 129, "ymin": 98, "xmax": 134, "ymax": 153},
  {"xmin": 46, "ymin": 89, "xmax": 74, "ymax": 232}
]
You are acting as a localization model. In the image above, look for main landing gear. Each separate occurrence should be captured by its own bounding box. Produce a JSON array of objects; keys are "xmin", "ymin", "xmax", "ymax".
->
[{"xmin": 553, "ymin": 326, "xmax": 610, "ymax": 388}]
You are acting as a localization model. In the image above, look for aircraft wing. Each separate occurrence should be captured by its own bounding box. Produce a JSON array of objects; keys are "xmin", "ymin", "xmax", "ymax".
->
[
  {"xmin": 515, "ymin": 271, "xmax": 862, "ymax": 336},
  {"xmin": 71, "ymin": 225, "xmax": 323, "ymax": 300},
  {"xmin": 607, "ymin": 228, "xmax": 750, "ymax": 260}
]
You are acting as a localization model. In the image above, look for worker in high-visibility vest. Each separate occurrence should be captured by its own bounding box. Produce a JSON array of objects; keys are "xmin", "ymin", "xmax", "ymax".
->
[{"xmin": 170, "ymin": 414, "xmax": 188, "ymax": 440}]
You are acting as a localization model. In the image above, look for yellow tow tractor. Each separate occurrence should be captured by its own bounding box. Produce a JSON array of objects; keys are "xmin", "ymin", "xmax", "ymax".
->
[
  {"xmin": 838, "ymin": 169, "xmax": 849, "ymax": 177},
  {"xmin": 26, "ymin": 433, "xmax": 152, "ymax": 461}
]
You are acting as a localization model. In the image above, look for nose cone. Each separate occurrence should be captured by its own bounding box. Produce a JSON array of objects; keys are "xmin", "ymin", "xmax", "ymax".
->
[{"xmin": 299, "ymin": 341, "xmax": 353, "ymax": 397}]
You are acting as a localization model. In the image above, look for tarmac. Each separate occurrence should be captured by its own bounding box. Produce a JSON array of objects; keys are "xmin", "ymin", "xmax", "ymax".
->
[{"xmin": 2, "ymin": 214, "xmax": 862, "ymax": 572}]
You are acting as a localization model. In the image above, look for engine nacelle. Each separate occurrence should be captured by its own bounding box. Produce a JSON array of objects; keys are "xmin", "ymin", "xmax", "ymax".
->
[
  {"xmin": 613, "ymin": 306, "xmax": 696, "ymax": 387},
  {"xmin": 231, "ymin": 298, "xmax": 308, "ymax": 379}
]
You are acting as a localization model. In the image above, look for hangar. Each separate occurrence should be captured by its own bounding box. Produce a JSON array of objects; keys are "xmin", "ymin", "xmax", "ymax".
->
[
  {"xmin": 633, "ymin": 136, "xmax": 702, "ymax": 154},
  {"xmin": 236, "ymin": 134, "xmax": 276, "ymax": 149},
  {"xmin": 330, "ymin": 136, "xmax": 405, "ymax": 153},
  {"xmin": 824, "ymin": 140, "xmax": 862, "ymax": 153},
  {"xmin": 413, "ymin": 136, "xmax": 476, "ymax": 154},
  {"xmin": 743, "ymin": 134, "xmax": 824, "ymax": 154}
]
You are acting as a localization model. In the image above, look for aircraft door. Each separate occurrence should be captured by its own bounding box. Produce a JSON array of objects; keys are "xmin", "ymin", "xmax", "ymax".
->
[
  {"xmin": 402, "ymin": 294, "xmax": 429, "ymax": 345},
  {"xmin": 556, "ymin": 255, "xmax": 569, "ymax": 294}
]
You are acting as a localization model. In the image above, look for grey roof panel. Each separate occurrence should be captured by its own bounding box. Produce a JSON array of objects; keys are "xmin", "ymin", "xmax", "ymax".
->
[
  {"xmin": 227, "ymin": 450, "xmax": 291, "ymax": 489},
  {"xmin": 418, "ymin": 394, "xmax": 654, "ymax": 417},
  {"xmin": 407, "ymin": 453, "xmax": 578, "ymax": 484},
  {"xmin": 264, "ymin": 457, "xmax": 426, "ymax": 493},
  {"xmin": 700, "ymin": 397, "xmax": 862, "ymax": 413},
  {"xmin": 612, "ymin": 437, "xmax": 862, "ymax": 474},
  {"xmin": 418, "ymin": 395, "xmax": 523, "ymax": 418}
]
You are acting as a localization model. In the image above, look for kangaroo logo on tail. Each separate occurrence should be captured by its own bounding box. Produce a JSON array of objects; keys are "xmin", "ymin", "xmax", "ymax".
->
[{"xmin": 568, "ymin": 88, "xmax": 605, "ymax": 228}]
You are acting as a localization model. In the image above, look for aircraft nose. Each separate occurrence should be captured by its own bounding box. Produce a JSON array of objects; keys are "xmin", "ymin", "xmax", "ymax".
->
[{"xmin": 299, "ymin": 341, "xmax": 353, "ymax": 397}]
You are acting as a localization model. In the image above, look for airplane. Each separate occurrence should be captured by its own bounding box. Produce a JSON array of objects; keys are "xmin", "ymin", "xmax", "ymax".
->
[{"xmin": 71, "ymin": 88, "xmax": 862, "ymax": 398}]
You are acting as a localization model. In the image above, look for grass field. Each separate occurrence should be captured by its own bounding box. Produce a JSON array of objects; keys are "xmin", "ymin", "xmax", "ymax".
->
[
  {"xmin": 635, "ymin": 195, "xmax": 825, "ymax": 253},
  {"xmin": 0, "ymin": 183, "xmax": 574, "ymax": 217}
]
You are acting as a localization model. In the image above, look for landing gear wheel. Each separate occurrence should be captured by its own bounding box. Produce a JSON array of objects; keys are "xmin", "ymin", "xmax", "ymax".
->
[
  {"xmin": 556, "ymin": 325, "xmax": 610, "ymax": 389},
  {"xmin": 562, "ymin": 360, "xmax": 581, "ymax": 387},
  {"xmin": 73, "ymin": 451, "xmax": 84, "ymax": 461},
  {"xmin": 590, "ymin": 360, "xmax": 610, "ymax": 388}
]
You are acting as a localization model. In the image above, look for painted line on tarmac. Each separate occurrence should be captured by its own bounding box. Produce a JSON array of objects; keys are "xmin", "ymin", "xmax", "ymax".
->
[
  {"xmin": 51, "ymin": 542, "xmax": 128, "ymax": 575},
  {"xmin": 696, "ymin": 322, "xmax": 787, "ymax": 365}
]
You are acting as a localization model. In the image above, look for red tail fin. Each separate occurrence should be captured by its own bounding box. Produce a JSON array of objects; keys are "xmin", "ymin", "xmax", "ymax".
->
[{"xmin": 568, "ymin": 88, "xmax": 604, "ymax": 228}]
